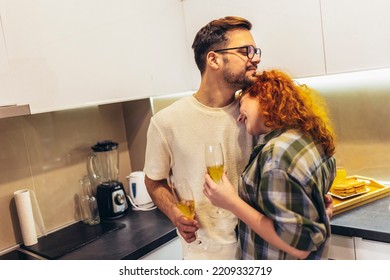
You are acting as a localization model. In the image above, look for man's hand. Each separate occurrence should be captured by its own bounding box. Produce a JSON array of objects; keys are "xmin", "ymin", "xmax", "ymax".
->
[
  {"xmin": 173, "ymin": 208, "xmax": 199, "ymax": 243},
  {"xmin": 145, "ymin": 175, "xmax": 199, "ymax": 243}
]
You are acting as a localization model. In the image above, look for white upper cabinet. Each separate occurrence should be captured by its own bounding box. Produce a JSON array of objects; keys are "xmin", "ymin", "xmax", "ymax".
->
[
  {"xmin": 2, "ymin": 1, "xmax": 389, "ymax": 114},
  {"xmin": 182, "ymin": 0, "xmax": 326, "ymax": 84},
  {"xmin": 0, "ymin": 0, "xmax": 192, "ymax": 114},
  {"xmin": 321, "ymin": 0, "xmax": 390, "ymax": 74},
  {"xmin": 0, "ymin": 17, "xmax": 15, "ymax": 107},
  {"xmin": 184, "ymin": 0, "xmax": 390, "ymax": 80}
]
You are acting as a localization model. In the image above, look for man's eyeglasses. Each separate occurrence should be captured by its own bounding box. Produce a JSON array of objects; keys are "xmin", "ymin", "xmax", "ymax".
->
[{"xmin": 213, "ymin": 45, "xmax": 261, "ymax": 60}]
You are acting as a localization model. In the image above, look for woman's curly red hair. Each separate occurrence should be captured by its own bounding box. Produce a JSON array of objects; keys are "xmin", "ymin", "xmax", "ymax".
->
[{"xmin": 242, "ymin": 70, "xmax": 335, "ymax": 157}]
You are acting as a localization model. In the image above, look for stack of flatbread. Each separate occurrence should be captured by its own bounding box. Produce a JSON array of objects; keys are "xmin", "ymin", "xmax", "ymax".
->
[{"xmin": 330, "ymin": 177, "xmax": 367, "ymax": 197}]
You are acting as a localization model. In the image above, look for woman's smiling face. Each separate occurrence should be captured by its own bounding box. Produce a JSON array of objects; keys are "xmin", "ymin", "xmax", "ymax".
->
[{"xmin": 237, "ymin": 93, "xmax": 272, "ymax": 136}]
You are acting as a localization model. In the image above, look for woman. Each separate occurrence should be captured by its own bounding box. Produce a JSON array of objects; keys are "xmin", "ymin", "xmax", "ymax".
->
[{"xmin": 204, "ymin": 70, "xmax": 336, "ymax": 260}]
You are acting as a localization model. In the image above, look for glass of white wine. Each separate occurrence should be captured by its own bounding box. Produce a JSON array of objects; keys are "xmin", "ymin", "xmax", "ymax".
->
[
  {"xmin": 174, "ymin": 183, "xmax": 195, "ymax": 220},
  {"xmin": 170, "ymin": 177, "xmax": 209, "ymax": 255},
  {"xmin": 205, "ymin": 142, "xmax": 230, "ymax": 218}
]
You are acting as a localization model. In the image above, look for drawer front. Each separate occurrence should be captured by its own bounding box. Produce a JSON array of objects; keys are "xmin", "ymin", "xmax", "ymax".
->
[
  {"xmin": 140, "ymin": 237, "xmax": 183, "ymax": 260},
  {"xmin": 329, "ymin": 234, "xmax": 356, "ymax": 260},
  {"xmin": 355, "ymin": 237, "xmax": 390, "ymax": 260}
]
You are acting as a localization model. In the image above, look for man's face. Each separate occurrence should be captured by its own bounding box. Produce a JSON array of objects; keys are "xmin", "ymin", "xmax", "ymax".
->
[{"xmin": 219, "ymin": 29, "xmax": 261, "ymax": 89}]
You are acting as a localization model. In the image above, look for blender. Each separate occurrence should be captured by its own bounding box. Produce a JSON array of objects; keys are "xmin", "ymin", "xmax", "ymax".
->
[{"xmin": 87, "ymin": 140, "xmax": 129, "ymax": 219}]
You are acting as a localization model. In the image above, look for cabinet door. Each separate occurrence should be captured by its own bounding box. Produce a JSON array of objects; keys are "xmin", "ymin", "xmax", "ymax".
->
[
  {"xmin": 183, "ymin": 0, "xmax": 326, "ymax": 81},
  {"xmin": 321, "ymin": 0, "xmax": 390, "ymax": 74},
  {"xmin": 140, "ymin": 237, "xmax": 183, "ymax": 260},
  {"xmin": 355, "ymin": 237, "xmax": 390, "ymax": 260},
  {"xmin": 0, "ymin": 17, "xmax": 15, "ymax": 107},
  {"xmin": 329, "ymin": 234, "xmax": 356, "ymax": 260},
  {"xmin": 0, "ymin": 0, "xmax": 192, "ymax": 114}
]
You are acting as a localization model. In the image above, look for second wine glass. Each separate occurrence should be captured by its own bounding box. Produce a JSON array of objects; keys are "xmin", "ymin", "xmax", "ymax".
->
[
  {"xmin": 205, "ymin": 142, "xmax": 230, "ymax": 218},
  {"xmin": 170, "ymin": 177, "xmax": 209, "ymax": 256}
]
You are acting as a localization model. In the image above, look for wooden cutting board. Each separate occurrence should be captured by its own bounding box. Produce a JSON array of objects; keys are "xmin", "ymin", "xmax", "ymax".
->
[{"xmin": 330, "ymin": 176, "xmax": 390, "ymax": 216}]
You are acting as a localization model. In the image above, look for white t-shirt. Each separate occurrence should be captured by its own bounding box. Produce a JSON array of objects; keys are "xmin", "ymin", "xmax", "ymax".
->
[{"xmin": 144, "ymin": 95, "xmax": 253, "ymax": 259}]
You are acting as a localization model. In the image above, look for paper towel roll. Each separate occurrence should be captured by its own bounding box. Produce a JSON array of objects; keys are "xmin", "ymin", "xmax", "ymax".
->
[{"xmin": 14, "ymin": 189, "xmax": 46, "ymax": 246}]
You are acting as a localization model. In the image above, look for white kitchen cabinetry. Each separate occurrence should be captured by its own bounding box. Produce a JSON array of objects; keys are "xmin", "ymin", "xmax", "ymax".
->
[
  {"xmin": 0, "ymin": 18, "xmax": 16, "ymax": 107},
  {"xmin": 182, "ymin": 0, "xmax": 326, "ymax": 83},
  {"xmin": 329, "ymin": 234, "xmax": 390, "ymax": 260},
  {"xmin": 184, "ymin": 0, "xmax": 390, "ymax": 79},
  {"xmin": 144, "ymin": 234, "xmax": 390, "ymax": 260},
  {"xmin": 139, "ymin": 237, "xmax": 183, "ymax": 260},
  {"xmin": 355, "ymin": 237, "xmax": 390, "ymax": 260},
  {"xmin": 0, "ymin": 0, "xmax": 193, "ymax": 114},
  {"xmin": 321, "ymin": 0, "xmax": 390, "ymax": 74},
  {"xmin": 329, "ymin": 234, "xmax": 356, "ymax": 260}
]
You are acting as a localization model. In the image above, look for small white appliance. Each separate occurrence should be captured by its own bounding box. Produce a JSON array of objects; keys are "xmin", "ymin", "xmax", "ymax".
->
[{"xmin": 126, "ymin": 171, "xmax": 156, "ymax": 211}]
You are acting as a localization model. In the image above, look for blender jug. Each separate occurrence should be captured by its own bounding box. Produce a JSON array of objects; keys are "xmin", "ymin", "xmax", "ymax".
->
[
  {"xmin": 87, "ymin": 140, "xmax": 119, "ymax": 184},
  {"xmin": 88, "ymin": 140, "xmax": 129, "ymax": 219}
]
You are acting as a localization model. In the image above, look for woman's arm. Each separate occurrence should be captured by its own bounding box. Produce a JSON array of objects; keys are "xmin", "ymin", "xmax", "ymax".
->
[{"xmin": 203, "ymin": 173, "xmax": 310, "ymax": 259}]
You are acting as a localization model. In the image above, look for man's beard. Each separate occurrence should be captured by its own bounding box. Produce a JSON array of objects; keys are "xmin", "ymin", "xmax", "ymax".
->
[{"xmin": 223, "ymin": 67, "xmax": 256, "ymax": 89}]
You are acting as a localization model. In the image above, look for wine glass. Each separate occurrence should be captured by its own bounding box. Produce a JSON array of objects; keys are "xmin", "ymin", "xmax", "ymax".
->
[
  {"xmin": 204, "ymin": 142, "xmax": 230, "ymax": 218},
  {"xmin": 169, "ymin": 177, "xmax": 209, "ymax": 255}
]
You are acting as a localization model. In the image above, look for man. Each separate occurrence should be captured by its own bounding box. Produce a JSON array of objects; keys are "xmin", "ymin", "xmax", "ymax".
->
[
  {"xmin": 143, "ymin": 16, "xmax": 333, "ymax": 260},
  {"xmin": 144, "ymin": 16, "xmax": 258, "ymax": 259}
]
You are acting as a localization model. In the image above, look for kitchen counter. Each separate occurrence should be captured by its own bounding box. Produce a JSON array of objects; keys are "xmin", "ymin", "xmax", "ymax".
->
[
  {"xmin": 0, "ymin": 249, "xmax": 41, "ymax": 260},
  {"xmin": 56, "ymin": 209, "xmax": 177, "ymax": 260},
  {"xmin": 1, "ymin": 208, "xmax": 177, "ymax": 260},
  {"xmin": 2, "ymin": 196, "xmax": 390, "ymax": 260},
  {"xmin": 330, "ymin": 195, "xmax": 390, "ymax": 243}
]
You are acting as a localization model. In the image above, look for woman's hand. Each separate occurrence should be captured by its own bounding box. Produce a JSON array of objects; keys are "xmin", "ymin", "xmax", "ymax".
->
[{"xmin": 203, "ymin": 171, "xmax": 238, "ymax": 211}]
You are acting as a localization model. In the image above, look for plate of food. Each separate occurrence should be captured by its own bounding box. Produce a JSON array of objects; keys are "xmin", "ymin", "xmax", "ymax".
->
[
  {"xmin": 328, "ymin": 187, "xmax": 369, "ymax": 200},
  {"xmin": 328, "ymin": 177, "xmax": 369, "ymax": 200}
]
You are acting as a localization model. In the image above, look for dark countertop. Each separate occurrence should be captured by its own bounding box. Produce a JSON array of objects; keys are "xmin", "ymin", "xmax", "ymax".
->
[
  {"xmin": 330, "ymin": 195, "xmax": 390, "ymax": 243},
  {"xmin": 2, "ymin": 196, "xmax": 390, "ymax": 260},
  {"xmin": 57, "ymin": 209, "xmax": 177, "ymax": 260},
  {"xmin": 1, "ymin": 208, "xmax": 177, "ymax": 260},
  {"xmin": 0, "ymin": 249, "xmax": 41, "ymax": 260}
]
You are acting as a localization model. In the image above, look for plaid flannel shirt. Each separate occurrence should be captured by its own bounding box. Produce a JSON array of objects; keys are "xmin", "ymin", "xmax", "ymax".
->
[{"xmin": 237, "ymin": 129, "xmax": 336, "ymax": 260}]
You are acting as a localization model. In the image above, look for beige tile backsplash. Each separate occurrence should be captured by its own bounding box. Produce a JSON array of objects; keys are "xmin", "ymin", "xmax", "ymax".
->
[
  {"xmin": 0, "ymin": 101, "xmax": 150, "ymax": 252},
  {"xmin": 322, "ymin": 84, "xmax": 390, "ymax": 181}
]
